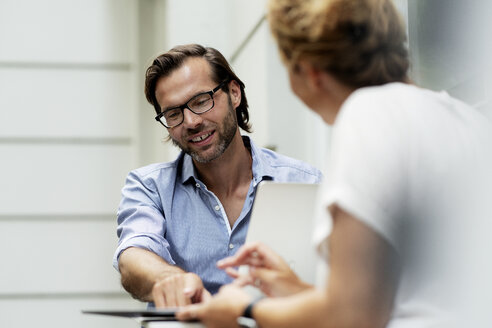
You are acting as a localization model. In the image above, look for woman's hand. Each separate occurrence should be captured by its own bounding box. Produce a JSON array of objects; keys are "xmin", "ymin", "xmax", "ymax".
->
[{"xmin": 218, "ymin": 241, "xmax": 313, "ymax": 297}]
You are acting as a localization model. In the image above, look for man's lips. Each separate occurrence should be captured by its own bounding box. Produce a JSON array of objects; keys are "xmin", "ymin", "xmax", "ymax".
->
[{"xmin": 188, "ymin": 131, "xmax": 214, "ymax": 143}]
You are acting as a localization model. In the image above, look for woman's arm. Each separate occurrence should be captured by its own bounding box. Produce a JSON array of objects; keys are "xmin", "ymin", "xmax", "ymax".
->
[
  {"xmin": 252, "ymin": 206, "xmax": 399, "ymax": 328},
  {"xmin": 178, "ymin": 206, "xmax": 399, "ymax": 328}
]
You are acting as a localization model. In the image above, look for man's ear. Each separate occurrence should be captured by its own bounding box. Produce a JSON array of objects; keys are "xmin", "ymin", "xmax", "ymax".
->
[{"xmin": 228, "ymin": 80, "xmax": 241, "ymax": 108}]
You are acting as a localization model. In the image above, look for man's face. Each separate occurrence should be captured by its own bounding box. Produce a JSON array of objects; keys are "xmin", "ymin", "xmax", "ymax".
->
[{"xmin": 155, "ymin": 58, "xmax": 240, "ymax": 163}]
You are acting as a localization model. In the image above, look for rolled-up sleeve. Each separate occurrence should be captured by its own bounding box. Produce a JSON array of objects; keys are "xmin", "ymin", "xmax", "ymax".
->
[{"xmin": 112, "ymin": 170, "xmax": 175, "ymax": 271}]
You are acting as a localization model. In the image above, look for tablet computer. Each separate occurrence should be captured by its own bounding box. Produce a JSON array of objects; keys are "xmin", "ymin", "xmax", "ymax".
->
[
  {"xmin": 82, "ymin": 309, "xmax": 177, "ymax": 322},
  {"xmin": 246, "ymin": 182, "xmax": 320, "ymax": 284}
]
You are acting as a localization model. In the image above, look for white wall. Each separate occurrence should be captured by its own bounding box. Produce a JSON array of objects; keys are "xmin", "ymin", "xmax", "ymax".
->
[
  {"xmin": 0, "ymin": 0, "xmax": 144, "ymax": 327},
  {"xmin": 407, "ymin": 0, "xmax": 492, "ymax": 116}
]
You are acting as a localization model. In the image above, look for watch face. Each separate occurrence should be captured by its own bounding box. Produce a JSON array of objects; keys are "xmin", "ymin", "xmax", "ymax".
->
[{"xmin": 237, "ymin": 316, "xmax": 258, "ymax": 328}]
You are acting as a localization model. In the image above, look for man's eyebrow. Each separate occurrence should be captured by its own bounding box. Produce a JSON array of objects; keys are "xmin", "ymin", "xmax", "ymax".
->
[
  {"xmin": 162, "ymin": 104, "xmax": 182, "ymax": 112},
  {"xmin": 162, "ymin": 89, "xmax": 209, "ymax": 111}
]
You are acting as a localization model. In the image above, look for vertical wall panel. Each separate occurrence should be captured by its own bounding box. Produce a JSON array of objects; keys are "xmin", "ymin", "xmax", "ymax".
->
[
  {"xmin": 0, "ymin": 145, "xmax": 134, "ymax": 214},
  {"xmin": 0, "ymin": 0, "xmax": 140, "ymax": 327},
  {"xmin": 0, "ymin": 219, "xmax": 124, "ymax": 293},
  {"xmin": 0, "ymin": 0, "xmax": 136, "ymax": 63},
  {"xmin": 0, "ymin": 69, "xmax": 134, "ymax": 138}
]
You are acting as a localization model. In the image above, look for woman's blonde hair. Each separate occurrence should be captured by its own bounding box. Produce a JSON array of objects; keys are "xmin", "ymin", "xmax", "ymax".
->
[{"xmin": 268, "ymin": 0, "xmax": 409, "ymax": 87}]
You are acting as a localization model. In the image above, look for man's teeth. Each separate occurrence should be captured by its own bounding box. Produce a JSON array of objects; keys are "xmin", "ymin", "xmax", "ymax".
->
[{"xmin": 191, "ymin": 132, "xmax": 212, "ymax": 142}]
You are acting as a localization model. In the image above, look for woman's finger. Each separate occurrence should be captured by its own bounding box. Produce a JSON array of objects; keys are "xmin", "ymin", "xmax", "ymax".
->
[
  {"xmin": 224, "ymin": 267, "xmax": 240, "ymax": 278},
  {"xmin": 217, "ymin": 242, "xmax": 273, "ymax": 268},
  {"xmin": 230, "ymin": 272, "xmax": 254, "ymax": 287}
]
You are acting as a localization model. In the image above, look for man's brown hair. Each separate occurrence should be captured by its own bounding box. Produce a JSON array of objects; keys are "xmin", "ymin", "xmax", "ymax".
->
[{"xmin": 144, "ymin": 44, "xmax": 252, "ymax": 132}]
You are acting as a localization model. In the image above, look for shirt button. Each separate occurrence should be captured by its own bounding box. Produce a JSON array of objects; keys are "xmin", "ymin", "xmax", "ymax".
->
[
  {"xmin": 229, "ymin": 243, "xmax": 234, "ymax": 249},
  {"xmin": 214, "ymin": 205, "xmax": 220, "ymax": 211},
  {"xmin": 195, "ymin": 183, "xmax": 200, "ymax": 188}
]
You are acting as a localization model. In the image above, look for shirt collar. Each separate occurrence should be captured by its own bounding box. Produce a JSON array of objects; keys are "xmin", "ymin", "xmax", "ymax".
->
[
  {"xmin": 247, "ymin": 136, "xmax": 275, "ymax": 186},
  {"xmin": 179, "ymin": 135, "xmax": 274, "ymax": 186},
  {"xmin": 179, "ymin": 151, "xmax": 196, "ymax": 185}
]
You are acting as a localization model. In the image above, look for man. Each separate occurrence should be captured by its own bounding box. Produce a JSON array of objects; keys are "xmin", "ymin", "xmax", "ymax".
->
[{"xmin": 113, "ymin": 44, "xmax": 322, "ymax": 308}]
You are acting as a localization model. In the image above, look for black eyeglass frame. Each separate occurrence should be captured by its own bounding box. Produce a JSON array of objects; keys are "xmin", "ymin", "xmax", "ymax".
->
[{"xmin": 155, "ymin": 80, "xmax": 229, "ymax": 128}]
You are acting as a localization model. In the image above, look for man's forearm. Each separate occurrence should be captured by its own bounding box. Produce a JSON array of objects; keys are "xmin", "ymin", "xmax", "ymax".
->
[{"xmin": 118, "ymin": 247, "xmax": 185, "ymax": 302}]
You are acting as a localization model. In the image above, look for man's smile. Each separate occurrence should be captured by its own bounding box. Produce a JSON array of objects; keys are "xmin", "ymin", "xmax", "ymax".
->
[{"xmin": 189, "ymin": 130, "xmax": 215, "ymax": 144}]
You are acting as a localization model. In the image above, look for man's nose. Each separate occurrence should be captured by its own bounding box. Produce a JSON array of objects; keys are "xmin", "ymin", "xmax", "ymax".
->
[{"xmin": 182, "ymin": 108, "xmax": 203, "ymax": 128}]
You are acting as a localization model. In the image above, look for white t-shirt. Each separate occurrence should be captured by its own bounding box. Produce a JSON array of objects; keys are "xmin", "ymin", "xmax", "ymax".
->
[{"xmin": 314, "ymin": 83, "xmax": 492, "ymax": 328}]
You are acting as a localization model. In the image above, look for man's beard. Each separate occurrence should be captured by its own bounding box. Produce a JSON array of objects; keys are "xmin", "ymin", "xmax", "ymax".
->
[{"xmin": 171, "ymin": 97, "xmax": 238, "ymax": 163}]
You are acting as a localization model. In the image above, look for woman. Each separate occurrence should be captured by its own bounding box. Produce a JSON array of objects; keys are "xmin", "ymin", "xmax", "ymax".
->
[{"xmin": 178, "ymin": 0, "xmax": 492, "ymax": 327}]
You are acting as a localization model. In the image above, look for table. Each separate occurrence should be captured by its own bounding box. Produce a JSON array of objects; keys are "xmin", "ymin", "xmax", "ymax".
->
[{"xmin": 143, "ymin": 321, "xmax": 205, "ymax": 328}]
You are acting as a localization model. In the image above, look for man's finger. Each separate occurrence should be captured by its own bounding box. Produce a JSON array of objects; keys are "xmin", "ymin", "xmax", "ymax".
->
[
  {"xmin": 165, "ymin": 289, "xmax": 178, "ymax": 307},
  {"xmin": 176, "ymin": 288, "xmax": 191, "ymax": 307},
  {"xmin": 183, "ymin": 274, "xmax": 206, "ymax": 304},
  {"xmin": 153, "ymin": 289, "xmax": 167, "ymax": 308},
  {"xmin": 176, "ymin": 304, "xmax": 203, "ymax": 321}
]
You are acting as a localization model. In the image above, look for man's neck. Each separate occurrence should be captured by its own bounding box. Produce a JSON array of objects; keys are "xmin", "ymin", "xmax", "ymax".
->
[{"xmin": 193, "ymin": 132, "xmax": 252, "ymax": 196}]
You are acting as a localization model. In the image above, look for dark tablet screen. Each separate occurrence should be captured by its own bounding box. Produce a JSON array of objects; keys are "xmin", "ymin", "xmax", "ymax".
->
[{"xmin": 82, "ymin": 309, "xmax": 177, "ymax": 321}]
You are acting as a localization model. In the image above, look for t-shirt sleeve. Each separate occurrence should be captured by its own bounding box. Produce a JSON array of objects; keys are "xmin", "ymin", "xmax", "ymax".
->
[
  {"xmin": 321, "ymin": 91, "xmax": 408, "ymax": 252},
  {"xmin": 112, "ymin": 170, "xmax": 175, "ymax": 271}
]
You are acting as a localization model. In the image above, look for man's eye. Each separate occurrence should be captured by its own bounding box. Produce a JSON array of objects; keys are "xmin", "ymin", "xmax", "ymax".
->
[
  {"xmin": 190, "ymin": 95, "xmax": 212, "ymax": 108},
  {"xmin": 165, "ymin": 110, "xmax": 181, "ymax": 119}
]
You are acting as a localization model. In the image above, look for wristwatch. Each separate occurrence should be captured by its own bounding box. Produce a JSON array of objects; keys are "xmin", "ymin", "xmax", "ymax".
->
[
  {"xmin": 237, "ymin": 316, "xmax": 258, "ymax": 328},
  {"xmin": 236, "ymin": 299, "xmax": 261, "ymax": 328}
]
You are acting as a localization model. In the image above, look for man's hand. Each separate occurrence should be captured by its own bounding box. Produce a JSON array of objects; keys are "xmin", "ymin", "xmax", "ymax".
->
[
  {"xmin": 217, "ymin": 241, "xmax": 312, "ymax": 297},
  {"xmin": 119, "ymin": 248, "xmax": 211, "ymax": 306},
  {"xmin": 152, "ymin": 272, "xmax": 212, "ymax": 308},
  {"xmin": 176, "ymin": 284, "xmax": 251, "ymax": 327}
]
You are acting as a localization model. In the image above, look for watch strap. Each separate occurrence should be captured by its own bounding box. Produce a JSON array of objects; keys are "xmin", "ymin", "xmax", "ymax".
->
[{"xmin": 243, "ymin": 298, "xmax": 262, "ymax": 318}]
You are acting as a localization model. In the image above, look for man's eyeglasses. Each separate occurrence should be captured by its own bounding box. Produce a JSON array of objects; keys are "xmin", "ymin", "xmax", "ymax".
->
[{"xmin": 155, "ymin": 80, "xmax": 228, "ymax": 128}]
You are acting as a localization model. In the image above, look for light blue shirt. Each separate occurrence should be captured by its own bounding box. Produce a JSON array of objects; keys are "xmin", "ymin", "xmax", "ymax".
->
[{"xmin": 113, "ymin": 136, "xmax": 322, "ymax": 294}]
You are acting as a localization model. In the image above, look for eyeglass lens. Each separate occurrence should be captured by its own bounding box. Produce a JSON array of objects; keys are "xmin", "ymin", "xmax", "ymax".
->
[{"xmin": 161, "ymin": 92, "xmax": 214, "ymax": 127}]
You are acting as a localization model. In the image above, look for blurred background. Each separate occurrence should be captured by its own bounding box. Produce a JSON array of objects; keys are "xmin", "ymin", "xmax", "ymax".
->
[{"xmin": 0, "ymin": 0, "xmax": 490, "ymax": 327}]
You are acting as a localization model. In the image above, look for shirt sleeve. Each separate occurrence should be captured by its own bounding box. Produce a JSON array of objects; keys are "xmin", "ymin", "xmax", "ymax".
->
[
  {"xmin": 321, "ymin": 91, "xmax": 408, "ymax": 252},
  {"xmin": 112, "ymin": 170, "xmax": 175, "ymax": 271}
]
